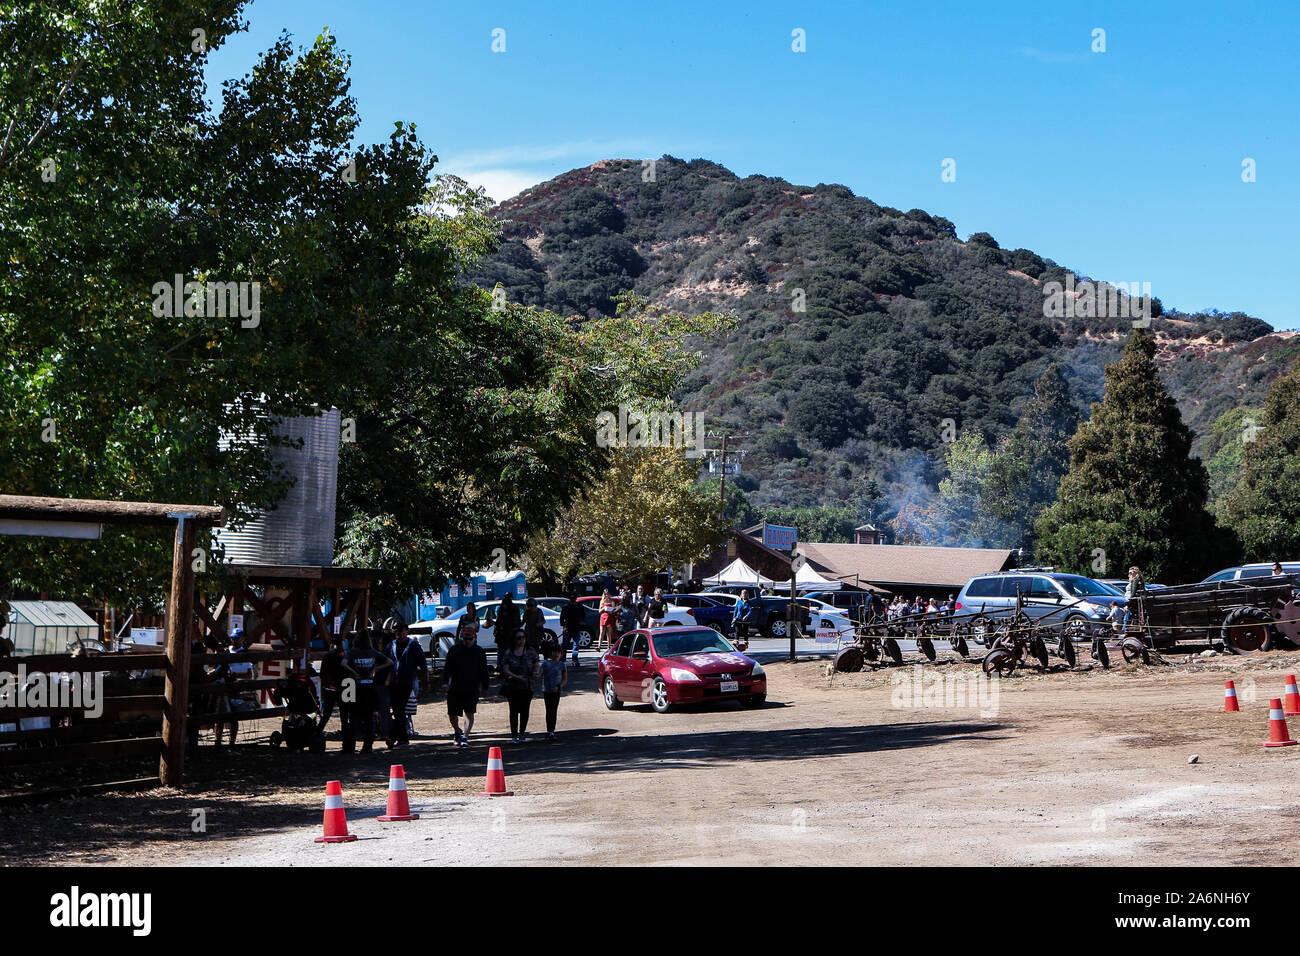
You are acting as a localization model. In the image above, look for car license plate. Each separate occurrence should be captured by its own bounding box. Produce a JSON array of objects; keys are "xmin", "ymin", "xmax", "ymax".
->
[{"xmin": 720, "ymin": 680, "xmax": 739, "ymax": 693}]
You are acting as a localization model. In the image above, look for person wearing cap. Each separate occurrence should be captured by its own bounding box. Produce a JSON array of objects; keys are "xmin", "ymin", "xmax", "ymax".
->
[
  {"xmin": 444, "ymin": 619, "xmax": 490, "ymax": 747},
  {"xmin": 1124, "ymin": 567, "xmax": 1145, "ymax": 628},
  {"xmin": 385, "ymin": 621, "xmax": 426, "ymax": 747}
]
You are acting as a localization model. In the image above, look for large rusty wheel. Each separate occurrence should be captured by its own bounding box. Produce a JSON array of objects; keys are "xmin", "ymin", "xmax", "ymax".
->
[
  {"xmin": 1272, "ymin": 601, "xmax": 1300, "ymax": 648},
  {"xmin": 834, "ymin": 646, "xmax": 865, "ymax": 673},
  {"xmin": 917, "ymin": 637, "xmax": 936, "ymax": 662},
  {"xmin": 1222, "ymin": 606, "xmax": 1274, "ymax": 655},
  {"xmin": 982, "ymin": 648, "xmax": 1016, "ymax": 677},
  {"xmin": 882, "ymin": 638, "xmax": 903, "ymax": 666}
]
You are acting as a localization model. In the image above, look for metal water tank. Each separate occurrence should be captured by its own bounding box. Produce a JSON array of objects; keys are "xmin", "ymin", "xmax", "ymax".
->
[{"xmin": 215, "ymin": 408, "xmax": 341, "ymax": 566}]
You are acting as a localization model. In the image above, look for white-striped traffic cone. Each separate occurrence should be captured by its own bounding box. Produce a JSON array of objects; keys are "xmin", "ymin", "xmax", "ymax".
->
[{"xmin": 377, "ymin": 764, "xmax": 419, "ymax": 821}]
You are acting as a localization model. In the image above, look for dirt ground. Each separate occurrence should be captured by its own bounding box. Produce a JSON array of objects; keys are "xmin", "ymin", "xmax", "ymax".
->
[{"xmin": 4, "ymin": 647, "xmax": 1300, "ymax": 866}]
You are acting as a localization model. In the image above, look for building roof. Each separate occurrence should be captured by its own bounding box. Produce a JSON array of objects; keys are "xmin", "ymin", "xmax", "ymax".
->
[
  {"xmin": 6, "ymin": 600, "xmax": 97, "ymax": 629},
  {"xmin": 798, "ymin": 542, "xmax": 1016, "ymax": 590}
]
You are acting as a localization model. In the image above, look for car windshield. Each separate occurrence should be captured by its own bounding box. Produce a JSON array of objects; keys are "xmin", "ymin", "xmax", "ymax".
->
[
  {"xmin": 653, "ymin": 629, "xmax": 736, "ymax": 657},
  {"xmin": 1056, "ymin": 576, "xmax": 1120, "ymax": 597}
]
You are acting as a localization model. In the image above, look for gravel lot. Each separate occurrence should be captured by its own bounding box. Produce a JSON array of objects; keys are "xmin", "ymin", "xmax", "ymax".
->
[{"xmin": 5, "ymin": 646, "xmax": 1300, "ymax": 866}]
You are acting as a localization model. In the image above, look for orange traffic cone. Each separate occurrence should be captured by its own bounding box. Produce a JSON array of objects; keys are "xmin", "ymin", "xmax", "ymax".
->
[
  {"xmin": 377, "ymin": 765, "xmax": 419, "ymax": 821},
  {"xmin": 1265, "ymin": 699, "xmax": 1298, "ymax": 748},
  {"xmin": 1284, "ymin": 675, "xmax": 1300, "ymax": 717},
  {"xmin": 1224, "ymin": 680, "xmax": 1240, "ymax": 712},
  {"xmin": 315, "ymin": 780, "xmax": 359, "ymax": 842},
  {"xmin": 479, "ymin": 745, "xmax": 514, "ymax": 796}
]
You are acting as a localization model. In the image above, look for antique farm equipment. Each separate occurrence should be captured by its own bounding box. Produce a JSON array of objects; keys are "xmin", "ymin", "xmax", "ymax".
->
[{"xmin": 1125, "ymin": 576, "xmax": 1300, "ymax": 655}]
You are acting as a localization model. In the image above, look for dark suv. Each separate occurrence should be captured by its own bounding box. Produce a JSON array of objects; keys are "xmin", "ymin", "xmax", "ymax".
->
[{"xmin": 734, "ymin": 597, "xmax": 814, "ymax": 640}]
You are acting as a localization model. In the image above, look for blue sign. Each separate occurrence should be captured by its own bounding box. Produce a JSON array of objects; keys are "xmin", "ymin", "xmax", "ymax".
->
[{"xmin": 763, "ymin": 524, "xmax": 797, "ymax": 551}]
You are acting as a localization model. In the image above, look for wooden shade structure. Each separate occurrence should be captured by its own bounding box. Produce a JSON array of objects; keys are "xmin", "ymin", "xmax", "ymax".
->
[{"xmin": 0, "ymin": 495, "xmax": 226, "ymax": 786}]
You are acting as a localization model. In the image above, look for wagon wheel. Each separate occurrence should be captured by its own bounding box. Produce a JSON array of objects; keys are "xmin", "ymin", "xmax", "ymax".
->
[
  {"xmin": 1057, "ymin": 634, "xmax": 1077, "ymax": 667},
  {"xmin": 1030, "ymin": 636, "xmax": 1050, "ymax": 670},
  {"xmin": 951, "ymin": 636, "xmax": 969, "ymax": 658},
  {"xmin": 916, "ymin": 637, "xmax": 936, "ymax": 662},
  {"xmin": 982, "ymin": 648, "xmax": 1016, "ymax": 677},
  {"xmin": 882, "ymin": 638, "xmax": 903, "ymax": 666},
  {"xmin": 1120, "ymin": 636, "xmax": 1150, "ymax": 665},
  {"xmin": 1272, "ymin": 601, "xmax": 1300, "ymax": 648},
  {"xmin": 1091, "ymin": 637, "xmax": 1110, "ymax": 670},
  {"xmin": 1221, "ymin": 606, "xmax": 1274, "ymax": 655},
  {"xmin": 834, "ymin": 646, "xmax": 865, "ymax": 673}
]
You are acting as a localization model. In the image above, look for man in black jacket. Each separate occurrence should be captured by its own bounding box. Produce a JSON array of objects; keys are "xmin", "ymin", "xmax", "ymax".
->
[
  {"xmin": 386, "ymin": 621, "xmax": 427, "ymax": 746},
  {"xmin": 444, "ymin": 627, "xmax": 491, "ymax": 747},
  {"xmin": 492, "ymin": 594, "xmax": 521, "ymax": 667},
  {"xmin": 558, "ymin": 597, "xmax": 586, "ymax": 669}
]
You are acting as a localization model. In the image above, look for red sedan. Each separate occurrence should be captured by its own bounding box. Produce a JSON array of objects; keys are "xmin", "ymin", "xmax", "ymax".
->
[{"xmin": 598, "ymin": 626, "xmax": 767, "ymax": 713}]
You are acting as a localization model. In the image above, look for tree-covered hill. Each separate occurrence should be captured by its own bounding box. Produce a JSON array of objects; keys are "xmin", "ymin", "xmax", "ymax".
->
[{"xmin": 476, "ymin": 156, "xmax": 1295, "ymax": 530}]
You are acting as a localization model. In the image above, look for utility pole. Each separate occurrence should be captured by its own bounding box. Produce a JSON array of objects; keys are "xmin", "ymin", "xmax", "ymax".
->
[{"xmin": 718, "ymin": 434, "xmax": 728, "ymax": 519}]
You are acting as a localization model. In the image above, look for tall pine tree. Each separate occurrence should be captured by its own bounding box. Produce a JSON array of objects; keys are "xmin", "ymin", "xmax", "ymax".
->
[
  {"xmin": 1221, "ymin": 358, "xmax": 1300, "ymax": 559},
  {"xmin": 1035, "ymin": 331, "xmax": 1232, "ymax": 581}
]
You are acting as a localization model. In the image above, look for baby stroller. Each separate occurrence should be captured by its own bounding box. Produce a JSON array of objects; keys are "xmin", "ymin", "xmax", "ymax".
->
[{"xmin": 268, "ymin": 675, "xmax": 326, "ymax": 752}]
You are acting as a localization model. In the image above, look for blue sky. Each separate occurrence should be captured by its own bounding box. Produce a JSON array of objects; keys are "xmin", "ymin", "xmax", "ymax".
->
[{"xmin": 209, "ymin": 0, "xmax": 1299, "ymax": 328}]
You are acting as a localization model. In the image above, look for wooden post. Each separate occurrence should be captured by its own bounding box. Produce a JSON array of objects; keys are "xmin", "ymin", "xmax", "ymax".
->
[{"xmin": 159, "ymin": 514, "xmax": 198, "ymax": 786}]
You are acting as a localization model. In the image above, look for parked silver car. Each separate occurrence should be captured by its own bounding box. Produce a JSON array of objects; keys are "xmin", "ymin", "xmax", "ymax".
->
[{"xmin": 954, "ymin": 570, "xmax": 1125, "ymax": 645}]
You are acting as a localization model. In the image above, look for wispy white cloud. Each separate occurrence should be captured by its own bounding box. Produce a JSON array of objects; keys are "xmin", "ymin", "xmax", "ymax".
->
[
  {"xmin": 440, "ymin": 139, "xmax": 657, "ymax": 171},
  {"xmin": 456, "ymin": 168, "xmax": 549, "ymax": 204}
]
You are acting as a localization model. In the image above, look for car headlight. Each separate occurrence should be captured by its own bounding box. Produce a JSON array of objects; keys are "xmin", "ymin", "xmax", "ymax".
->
[
  {"xmin": 750, "ymin": 663, "xmax": 765, "ymax": 678},
  {"xmin": 1079, "ymin": 602, "xmax": 1103, "ymax": 616},
  {"xmin": 669, "ymin": 668, "xmax": 700, "ymax": 682}
]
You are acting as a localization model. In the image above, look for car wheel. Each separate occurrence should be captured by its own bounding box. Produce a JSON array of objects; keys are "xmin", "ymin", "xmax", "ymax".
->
[
  {"xmin": 767, "ymin": 618, "xmax": 788, "ymax": 639},
  {"xmin": 579, "ymin": 628, "xmax": 595, "ymax": 649},
  {"xmin": 602, "ymin": 676, "xmax": 623, "ymax": 710},
  {"xmin": 650, "ymin": 677, "xmax": 671, "ymax": 714},
  {"xmin": 1061, "ymin": 615, "xmax": 1091, "ymax": 645},
  {"xmin": 741, "ymin": 694, "xmax": 766, "ymax": 708}
]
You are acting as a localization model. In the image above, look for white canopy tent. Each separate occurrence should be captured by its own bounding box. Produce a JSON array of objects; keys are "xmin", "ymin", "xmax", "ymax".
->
[
  {"xmin": 794, "ymin": 563, "xmax": 841, "ymax": 591},
  {"xmin": 703, "ymin": 557, "xmax": 781, "ymax": 589}
]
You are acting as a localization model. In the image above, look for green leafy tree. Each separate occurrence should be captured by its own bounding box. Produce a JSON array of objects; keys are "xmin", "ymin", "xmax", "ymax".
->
[
  {"xmin": 1035, "ymin": 331, "xmax": 1232, "ymax": 581},
  {"xmin": 1204, "ymin": 406, "xmax": 1264, "ymax": 507},
  {"xmin": 1221, "ymin": 361, "xmax": 1300, "ymax": 559}
]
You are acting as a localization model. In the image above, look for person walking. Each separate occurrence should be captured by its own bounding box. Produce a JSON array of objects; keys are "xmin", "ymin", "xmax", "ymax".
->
[
  {"xmin": 385, "ymin": 621, "xmax": 426, "ymax": 747},
  {"xmin": 317, "ymin": 641, "xmax": 349, "ymax": 739},
  {"xmin": 499, "ymin": 629, "xmax": 539, "ymax": 743},
  {"xmin": 733, "ymin": 589, "xmax": 754, "ymax": 643},
  {"xmin": 618, "ymin": 591, "xmax": 638, "ymax": 636},
  {"xmin": 522, "ymin": 596, "xmax": 546, "ymax": 652},
  {"xmin": 645, "ymin": 588, "xmax": 668, "ymax": 628},
  {"xmin": 444, "ymin": 623, "xmax": 490, "ymax": 747},
  {"xmin": 342, "ymin": 630, "xmax": 392, "ymax": 754},
  {"xmin": 540, "ymin": 644, "xmax": 568, "ymax": 741},
  {"xmin": 597, "ymin": 589, "xmax": 619, "ymax": 650},
  {"xmin": 493, "ymin": 594, "xmax": 521, "ymax": 666},
  {"xmin": 559, "ymin": 595, "xmax": 586, "ymax": 669}
]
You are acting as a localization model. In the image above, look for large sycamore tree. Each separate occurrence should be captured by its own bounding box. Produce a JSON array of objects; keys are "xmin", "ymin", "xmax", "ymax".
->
[
  {"xmin": 0, "ymin": 2, "xmax": 720, "ymax": 608},
  {"xmin": 1035, "ymin": 331, "xmax": 1234, "ymax": 581},
  {"xmin": 1221, "ymin": 357, "xmax": 1300, "ymax": 560}
]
